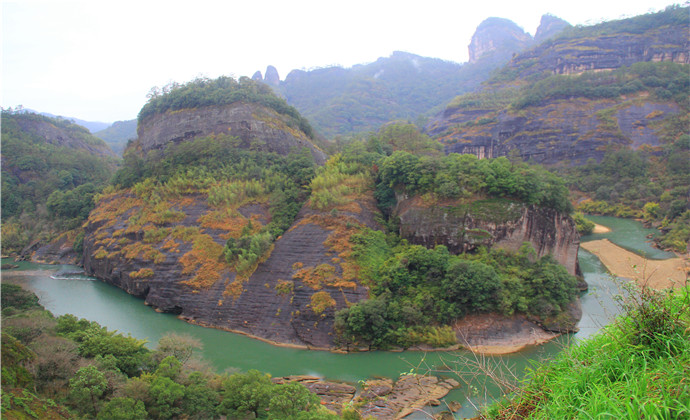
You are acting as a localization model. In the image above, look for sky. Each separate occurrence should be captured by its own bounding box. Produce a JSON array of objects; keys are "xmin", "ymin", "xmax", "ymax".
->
[{"xmin": 1, "ymin": 0, "xmax": 683, "ymax": 123}]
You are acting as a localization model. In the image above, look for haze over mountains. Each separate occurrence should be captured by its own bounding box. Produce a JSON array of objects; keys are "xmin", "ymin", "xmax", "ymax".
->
[{"xmin": 47, "ymin": 13, "xmax": 575, "ymax": 150}]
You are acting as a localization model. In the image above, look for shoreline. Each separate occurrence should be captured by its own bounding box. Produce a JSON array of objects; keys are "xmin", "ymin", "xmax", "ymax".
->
[
  {"xmin": 580, "ymin": 239, "xmax": 687, "ymax": 289},
  {"xmin": 2, "ymin": 266, "xmax": 563, "ymax": 356},
  {"xmin": 592, "ymin": 223, "xmax": 611, "ymax": 233}
]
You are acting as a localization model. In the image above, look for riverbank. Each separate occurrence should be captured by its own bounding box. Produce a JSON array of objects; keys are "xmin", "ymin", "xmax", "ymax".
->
[
  {"xmin": 592, "ymin": 223, "xmax": 611, "ymax": 233},
  {"xmin": 453, "ymin": 313, "xmax": 560, "ymax": 355},
  {"xmin": 580, "ymin": 239, "xmax": 687, "ymax": 289}
]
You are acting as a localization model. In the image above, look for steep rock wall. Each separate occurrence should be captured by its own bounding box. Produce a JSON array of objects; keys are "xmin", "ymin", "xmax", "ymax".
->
[
  {"xmin": 428, "ymin": 98, "xmax": 678, "ymax": 165},
  {"xmin": 83, "ymin": 192, "xmax": 380, "ymax": 349},
  {"xmin": 395, "ymin": 196, "xmax": 581, "ymax": 276},
  {"xmin": 137, "ymin": 103, "xmax": 326, "ymax": 165}
]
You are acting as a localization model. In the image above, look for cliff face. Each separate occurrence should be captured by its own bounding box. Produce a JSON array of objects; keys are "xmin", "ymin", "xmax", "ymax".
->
[
  {"xmin": 395, "ymin": 196, "xmax": 580, "ymax": 276},
  {"xmin": 511, "ymin": 22, "xmax": 689, "ymax": 78},
  {"xmin": 137, "ymin": 103, "xmax": 326, "ymax": 165},
  {"xmin": 534, "ymin": 14, "xmax": 571, "ymax": 44},
  {"xmin": 468, "ymin": 17, "xmax": 533, "ymax": 64},
  {"xmin": 427, "ymin": 7, "xmax": 688, "ymax": 166},
  {"xmin": 428, "ymin": 98, "xmax": 678, "ymax": 165}
]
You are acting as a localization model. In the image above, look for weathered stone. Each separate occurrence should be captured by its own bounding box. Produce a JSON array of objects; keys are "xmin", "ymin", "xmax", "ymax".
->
[
  {"xmin": 137, "ymin": 102, "xmax": 326, "ymax": 165},
  {"xmin": 395, "ymin": 196, "xmax": 581, "ymax": 276}
]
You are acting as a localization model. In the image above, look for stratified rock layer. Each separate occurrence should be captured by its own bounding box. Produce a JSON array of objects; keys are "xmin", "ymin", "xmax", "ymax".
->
[
  {"xmin": 137, "ymin": 102, "xmax": 326, "ymax": 164},
  {"xmin": 395, "ymin": 196, "xmax": 580, "ymax": 276}
]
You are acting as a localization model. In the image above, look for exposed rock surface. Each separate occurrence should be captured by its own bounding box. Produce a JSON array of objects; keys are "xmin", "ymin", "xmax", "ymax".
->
[
  {"xmin": 356, "ymin": 376, "xmax": 460, "ymax": 420},
  {"xmin": 136, "ymin": 102, "xmax": 326, "ymax": 164},
  {"xmin": 468, "ymin": 17, "xmax": 532, "ymax": 64},
  {"xmin": 395, "ymin": 196, "xmax": 581, "ymax": 275},
  {"xmin": 512, "ymin": 20, "xmax": 689, "ymax": 78},
  {"xmin": 427, "ymin": 97, "xmax": 679, "ymax": 166},
  {"xmin": 83, "ymin": 191, "xmax": 381, "ymax": 349},
  {"xmin": 18, "ymin": 231, "xmax": 80, "ymax": 265},
  {"xmin": 427, "ymin": 8, "xmax": 688, "ymax": 166},
  {"xmin": 274, "ymin": 375, "xmax": 460, "ymax": 420},
  {"xmin": 534, "ymin": 14, "xmax": 571, "ymax": 44},
  {"xmin": 264, "ymin": 65, "xmax": 281, "ymax": 86}
]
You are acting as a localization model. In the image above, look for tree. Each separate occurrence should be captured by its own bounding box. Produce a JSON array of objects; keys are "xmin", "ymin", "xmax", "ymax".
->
[
  {"xmin": 443, "ymin": 259, "xmax": 501, "ymax": 315},
  {"xmin": 147, "ymin": 375, "xmax": 185, "ymax": 420},
  {"xmin": 69, "ymin": 365, "xmax": 107, "ymax": 416},
  {"xmin": 267, "ymin": 382, "xmax": 321, "ymax": 418},
  {"xmin": 97, "ymin": 397, "xmax": 147, "ymax": 420},
  {"xmin": 154, "ymin": 333, "xmax": 202, "ymax": 366},
  {"xmin": 219, "ymin": 370, "xmax": 273, "ymax": 418}
]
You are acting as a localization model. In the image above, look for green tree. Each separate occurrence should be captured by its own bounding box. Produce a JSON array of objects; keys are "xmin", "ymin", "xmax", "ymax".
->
[
  {"xmin": 147, "ymin": 375, "xmax": 185, "ymax": 420},
  {"xmin": 443, "ymin": 259, "xmax": 501, "ymax": 316},
  {"xmin": 97, "ymin": 397, "xmax": 147, "ymax": 420},
  {"xmin": 69, "ymin": 365, "xmax": 107, "ymax": 416},
  {"xmin": 219, "ymin": 370, "xmax": 273, "ymax": 418}
]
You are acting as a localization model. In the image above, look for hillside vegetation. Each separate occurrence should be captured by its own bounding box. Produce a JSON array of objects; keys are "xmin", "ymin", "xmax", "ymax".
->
[
  {"xmin": 0, "ymin": 283, "xmax": 349, "ymax": 419},
  {"xmin": 1, "ymin": 110, "xmax": 119, "ymax": 254},
  {"xmin": 482, "ymin": 285, "xmax": 690, "ymax": 419}
]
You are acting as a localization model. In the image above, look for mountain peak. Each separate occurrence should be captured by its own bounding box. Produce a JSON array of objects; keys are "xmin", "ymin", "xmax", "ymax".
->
[
  {"xmin": 468, "ymin": 17, "xmax": 533, "ymax": 64},
  {"xmin": 534, "ymin": 14, "xmax": 571, "ymax": 43},
  {"xmin": 264, "ymin": 65, "xmax": 280, "ymax": 86}
]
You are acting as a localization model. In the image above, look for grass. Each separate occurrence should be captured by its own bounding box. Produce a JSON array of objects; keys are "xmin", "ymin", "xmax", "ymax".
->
[{"xmin": 481, "ymin": 284, "xmax": 690, "ymax": 419}]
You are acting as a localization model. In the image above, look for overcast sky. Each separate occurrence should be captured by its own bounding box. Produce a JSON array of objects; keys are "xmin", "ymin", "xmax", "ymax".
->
[{"xmin": 1, "ymin": 0, "xmax": 682, "ymax": 123}]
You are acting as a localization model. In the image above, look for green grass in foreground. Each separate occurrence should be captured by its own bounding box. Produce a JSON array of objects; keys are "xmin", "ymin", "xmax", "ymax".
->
[{"xmin": 482, "ymin": 284, "xmax": 690, "ymax": 419}]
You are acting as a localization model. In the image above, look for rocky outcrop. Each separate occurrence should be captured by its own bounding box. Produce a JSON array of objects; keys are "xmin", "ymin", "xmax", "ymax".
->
[
  {"xmin": 136, "ymin": 102, "xmax": 326, "ymax": 165},
  {"xmin": 264, "ymin": 65, "xmax": 281, "ymax": 86},
  {"xmin": 505, "ymin": 11, "xmax": 689, "ymax": 79},
  {"xmin": 11, "ymin": 113, "xmax": 116, "ymax": 158},
  {"xmin": 468, "ymin": 17, "xmax": 533, "ymax": 64},
  {"xmin": 427, "ymin": 98, "xmax": 679, "ymax": 165},
  {"xmin": 83, "ymin": 190, "xmax": 381, "ymax": 349},
  {"xmin": 534, "ymin": 14, "xmax": 571, "ymax": 44},
  {"xmin": 273, "ymin": 375, "xmax": 460, "ymax": 420},
  {"xmin": 18, "ymin": 232, "xmax": 80, "ymax": 265},
  {"xmin": 395, "ymin": 196, "xmax": 580, "ymax": 275}
]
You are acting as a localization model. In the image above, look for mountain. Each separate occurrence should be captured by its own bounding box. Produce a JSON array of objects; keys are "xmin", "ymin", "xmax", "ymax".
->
[
  {"xmin": 426, "ymin": 6, "xmax": 689, "ymax": 166},
  {"xmin": 81, "ymin": 73, "xmax": 582, "ymax": 350},
  {"xmin": 1, "ymin": 110, "xmax": 119, "ymax": 257},
  {"xmin": 533, "ymin": 14, "xmax": 571, "ymax": 44},
  {"xmin": 94, "ymin": 119, "xmax": 137, "ymax": 155},
  {"xmin": 23, "ymin": 108, "xmax": 111, "ymax": 133},
  {"xmin": 467, "ymin": 17, "xmax": 533, "ymax": 64}
]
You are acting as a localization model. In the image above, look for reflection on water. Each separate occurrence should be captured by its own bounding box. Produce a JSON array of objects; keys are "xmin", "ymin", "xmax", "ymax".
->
[{"xmin": 2, "ymin": 216, "xmax": 654, "ymax": 418}]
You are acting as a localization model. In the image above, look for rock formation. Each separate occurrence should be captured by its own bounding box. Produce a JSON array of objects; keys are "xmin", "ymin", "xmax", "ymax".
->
[
  {"xmin": 136, "ymin": 102, "xmax": 326, "ymax": 165},
  {"xmin": 83, "ymin": 190, "xmax": 381, "ymax": 349},
  {"xmin": 427, "ymin": 7, "xmax": 688, "ymax": 166},
  {"xmin": 394, "ymin": 195, "xmax": 580, "ymax": 276},
  {"xmin": 534, "ymin": 14, "xmax": 571, "ymax": 44},
  {"xmin": 468, "ymin": 17, "xmax": 533, "ymax": 64},
  {"xmin": 264, "ymin": 65, "xmax": 280, "ymax": 86}
]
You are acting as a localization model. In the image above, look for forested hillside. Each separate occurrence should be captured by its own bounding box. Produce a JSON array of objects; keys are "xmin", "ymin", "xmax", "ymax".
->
[{"xmin": 1, "ymin": 110, "xmax": 119, "ymax": 257}]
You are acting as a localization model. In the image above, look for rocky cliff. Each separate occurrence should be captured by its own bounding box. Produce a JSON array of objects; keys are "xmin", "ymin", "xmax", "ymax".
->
[
  {"xmin": 428, "ymin": 97, "xmax": 679, "ymax": 165},
  {"xmin": 83, "ymin": 189, "xmax": 381, "ymax": 349},
  {"xmin": 395, "ymin": 196, "xmax": 581, "ymax": 277},
  {"xmin": 427, "ymin": 7, "xmax": 689, "ymax": 166},
  {"xmin": 136, "ymin": 102, "xmax": 326, "ymax": 165},
  {"xmin": 468, "ymin": 17, "xmax": 533, "ymax": 64}
]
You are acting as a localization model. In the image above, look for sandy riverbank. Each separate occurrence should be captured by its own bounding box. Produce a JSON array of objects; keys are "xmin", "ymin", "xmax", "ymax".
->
[
  {"xmin": 592, "ymin": 223, "xmax": 611, "ymax": 233},
  {"xmin": 580, "ymin": 239, "xmax": 687, "ymax": 289}
]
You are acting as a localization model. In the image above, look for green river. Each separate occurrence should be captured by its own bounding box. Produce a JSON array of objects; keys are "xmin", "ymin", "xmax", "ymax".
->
[{"xmin": 1, "ymin": 216, "xmax": 675, "ymax": 418}]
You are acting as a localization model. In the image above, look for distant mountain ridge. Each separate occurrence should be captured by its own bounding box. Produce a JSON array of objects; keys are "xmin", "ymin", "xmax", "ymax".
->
[
  {"xmin": 425, "ymin": 5, "xmax": 689, "ymax": 166},
  {"xmin": 251, "ymin": 14, "xmax": 571, "ymax": 138}
]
